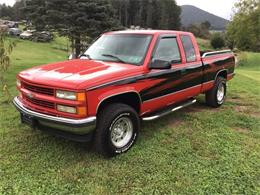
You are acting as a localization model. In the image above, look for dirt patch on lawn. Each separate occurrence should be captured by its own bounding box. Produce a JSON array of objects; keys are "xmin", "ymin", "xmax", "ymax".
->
[
  {"xmin": 165, "ymin": 117, "xmax": 184, "ymax": 128},
  {"xmin": 249, "ymin": 112, "xmax": 260, "ymax": 118},
  {"xmin": 227, "ymin": 96, "xmax": 246, "ymax": 105},
  {"xmin": 185, "ymin": 106, "xmax": 205, "ymax": 113},
  {"xmin": 228, "ymin": 96, "xmax": 256, "ymax": 106},
  {"xmin": 233, "ymin": 127, "xmax": 250, "ymax": 134},
  {"xmin": 184, "ymin": 102, "xmax": 222, "ymax": 113},
  {"xmin": 227, "ymin": 96, "xmax": 259, "ymax": 115},
  {"xmin": 234, "ymin": 105, "xmax": 250, "ymax": 113},
  {"xmin": 233, "ymin": 104, "xmax": 259, "ymax": 116}
]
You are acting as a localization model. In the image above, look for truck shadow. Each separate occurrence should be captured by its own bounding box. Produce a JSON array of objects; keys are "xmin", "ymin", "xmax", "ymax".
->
[{"xmin": 140, "ymin": 99, "xmax": 221, "ymax": 140}]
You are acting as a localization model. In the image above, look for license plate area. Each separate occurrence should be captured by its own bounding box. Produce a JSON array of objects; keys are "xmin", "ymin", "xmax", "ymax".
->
[{"xmin": 21, "ymin": 113, "xmax": 37, "ymax": 127}]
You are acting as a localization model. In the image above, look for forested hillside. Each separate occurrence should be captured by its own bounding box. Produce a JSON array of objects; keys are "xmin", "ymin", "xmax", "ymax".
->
[
  {"xmin": 111, "ymin": 0, "xmax": 181, "ymax": 30},
  {"xmin": 181, "ymin": 5, "xmax": 229, "ymax": 30}
]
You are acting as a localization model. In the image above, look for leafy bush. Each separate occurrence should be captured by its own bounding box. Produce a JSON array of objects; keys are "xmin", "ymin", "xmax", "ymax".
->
[
  {"xmin": 210, "ymin": 33, "xmax": 225, "ymax": 49},
  {"xmin": 237, "ymin": 52, "xmax": 248, "ymax": 67}
]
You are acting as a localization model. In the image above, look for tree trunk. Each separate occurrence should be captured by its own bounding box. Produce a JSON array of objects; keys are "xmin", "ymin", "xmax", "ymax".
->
[
  {"xmin": 75, "ymin": 34, "xmax": 81, "ymax": 58},
  {"xmin": 125, "ymin": 0, "xmax": 128, "ymax": 27}
]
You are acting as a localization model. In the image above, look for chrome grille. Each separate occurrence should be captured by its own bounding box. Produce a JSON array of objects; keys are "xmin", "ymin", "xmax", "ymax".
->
[
  {"xmin": 25, "ymin": 96, "xmax": 55, "ymax": 109},
  {"xmin": 23, "ymin": 82, "xmax": 54, "ymax": 96}
]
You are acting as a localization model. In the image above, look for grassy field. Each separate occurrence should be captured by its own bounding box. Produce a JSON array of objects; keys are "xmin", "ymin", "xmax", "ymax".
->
[{"xmin": 0, "ymin": 38, "xmax": 259, "ymax": 194}]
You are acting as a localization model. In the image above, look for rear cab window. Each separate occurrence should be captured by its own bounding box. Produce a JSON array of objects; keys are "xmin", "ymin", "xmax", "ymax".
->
[{"xmin": 181, "ymin": 35, "xmax": 196, "ymax": 62}]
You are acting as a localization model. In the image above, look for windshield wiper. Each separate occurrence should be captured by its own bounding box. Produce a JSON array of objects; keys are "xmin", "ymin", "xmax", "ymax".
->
[
  {"xmin": 102, "ymin": 54, "xmax": 127, "ymax": 63},
  {"xmin": 80, "ymin": 53, "xmax": 92, "ymax": 60}
]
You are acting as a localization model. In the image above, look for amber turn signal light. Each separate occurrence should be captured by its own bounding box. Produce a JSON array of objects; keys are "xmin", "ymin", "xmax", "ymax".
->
[
  {"xmin": 77, "ymin": 106, "xmax": 87, "ymax": 115},
  {"xmin": 77, "ymin": 92, "xmax": 86, "ymax": 101}
]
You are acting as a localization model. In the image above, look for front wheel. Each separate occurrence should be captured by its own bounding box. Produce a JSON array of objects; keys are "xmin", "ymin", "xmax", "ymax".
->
[
  {"xmin": 205, "ymin": 77, "xmax": 227, "ymax": 107},
  {"xmin": 94, "ymin": 103, "xmax": 140, "ymax": 157}
]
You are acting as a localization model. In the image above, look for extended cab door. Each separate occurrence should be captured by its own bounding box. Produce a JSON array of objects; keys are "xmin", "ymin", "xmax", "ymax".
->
[
  {"xmin": 177, "ymin": 34, "xmax": 203, "ymax": 95},
  {"xmin": 141, "ymin": 33, "xmax": 203, "ymax": 111}
]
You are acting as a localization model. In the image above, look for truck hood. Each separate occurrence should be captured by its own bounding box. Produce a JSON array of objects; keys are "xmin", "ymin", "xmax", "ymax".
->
[{"xmin": 19, "ymin": 59, "xmax": 143, "ymax": 90}]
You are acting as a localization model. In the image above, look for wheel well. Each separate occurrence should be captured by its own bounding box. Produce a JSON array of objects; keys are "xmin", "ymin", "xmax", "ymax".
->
[
  {"xmin": 216, "ymin": 70, "xmax": 227, "ymax": 79},
  {"xmin": 97, "ymin": 92, "xmax": 141, "ymax": 115}
]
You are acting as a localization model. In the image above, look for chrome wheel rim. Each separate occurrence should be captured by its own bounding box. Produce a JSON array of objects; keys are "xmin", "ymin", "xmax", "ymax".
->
[
  {"xmin": 110, "ymin": 117, "xmax": 133, "ymax": 148},
  {"xmin": 217, "ymin": 83, "xmax": 225, "ymax": 103}
]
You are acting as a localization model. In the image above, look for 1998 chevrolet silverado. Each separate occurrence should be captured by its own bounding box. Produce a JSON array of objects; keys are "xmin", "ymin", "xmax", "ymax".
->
[{"xmin": 13, "ymin": 30, "xmax": 235, "ymax": 156}]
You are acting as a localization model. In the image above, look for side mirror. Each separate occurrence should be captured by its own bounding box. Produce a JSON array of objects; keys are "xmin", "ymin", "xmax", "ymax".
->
[
  {"xmin": 69, "ymin": 53, "xmax": 89, "ymax": 60},
  {"xmin": 149, "ymin": 59, "xmax": 171, "ymax": 69},
  {"xmin": 68, "ymin": 53, "xmax": 76, "ymax": 60}
]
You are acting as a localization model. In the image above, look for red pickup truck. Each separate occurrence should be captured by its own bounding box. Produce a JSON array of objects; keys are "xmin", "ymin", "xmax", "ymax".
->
[{"xmin": 14, "ymin": 30, "xmax": 235, "ymax": 156}]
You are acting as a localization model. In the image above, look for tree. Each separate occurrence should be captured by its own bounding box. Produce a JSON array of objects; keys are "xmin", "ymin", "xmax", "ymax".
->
[
  {"xmin": 159, "ymin": 0, "xmax": 181, "ymax": 30},
  {"xmin": 211, "ymin": 33, "xmax": 225, "ymax": 49},
  {"xmin": 25, "ymin": 0, "xmax": 120, "ymax": 57},
  {"xmin": 0, "ymin": 31, "xmax": 16, "ymax": 101},
  {"xmin": 186, "ymin": 21, "xmax": 211, "ymax": 39},
  {"xmin": 0, "ymin": 1, "xmax": 26, "ymax": 21},
  {"xmin": 226, "ymin": 0, "xmax": 260, "ymax": 51},
  {"xmin": 111, "ymin": 0, "xmax": 181, "ymax": 30},
  {"xmin": 13, "ymin": 0, "xmax": 26, "ymax": 21},
  {"xmin": 0, "ymin": 4, "xmax": 14, "ymax": 20},
  {"xmin": 25, "ymin": 0, "xmax": 48, "ymax": 31}
]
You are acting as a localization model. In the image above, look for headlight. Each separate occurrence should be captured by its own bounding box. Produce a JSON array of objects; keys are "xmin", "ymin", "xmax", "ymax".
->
[
  {"xmin": 16, "ymin": 79, "xmax": 21, "ymax": 87},
  {"xmin": 56, "ymin": 90, "xmax": 77, "ymax": 100},
  {"xmin": 56, "ymin": 90, "xmax": 86, "ymax": 101},
  {"xmin": 57, "ymin": 105, "xmax": 77, "ymax": 114}
]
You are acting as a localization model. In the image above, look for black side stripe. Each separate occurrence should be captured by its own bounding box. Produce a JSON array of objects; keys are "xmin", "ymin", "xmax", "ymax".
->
[
  {"xmin": 87, "ymin": 60, "xmax": 233, "ymax": 102},
  {"xmin": 87, "ymin": 63, "xmax": 202, "ymax": 91}
]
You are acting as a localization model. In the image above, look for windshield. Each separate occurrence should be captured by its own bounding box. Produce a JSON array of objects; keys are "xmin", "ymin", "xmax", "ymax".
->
[{"xmin": 84, "ymin": 34, "xmax": 153, "ymax": 65}]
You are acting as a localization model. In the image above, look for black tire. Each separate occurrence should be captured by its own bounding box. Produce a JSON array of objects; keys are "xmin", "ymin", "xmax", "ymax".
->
[
  {"xmin": 205, "ymin": 77, "xmax": 227, "ymax": 107},
  {"xmin": 94, "ymin": 103, "xmax": 140, "ymax": 157}
]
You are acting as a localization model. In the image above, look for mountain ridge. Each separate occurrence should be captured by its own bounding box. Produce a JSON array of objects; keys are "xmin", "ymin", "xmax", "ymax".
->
[{"xmin": 181, "ymin": 5, "xmax": 230, "ymax": 30}]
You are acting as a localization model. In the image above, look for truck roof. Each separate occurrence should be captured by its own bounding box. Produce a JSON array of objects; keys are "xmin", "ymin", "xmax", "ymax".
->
[{"xmin": 105, "ymin": 30, "xmax": 193, "ymax": 36}]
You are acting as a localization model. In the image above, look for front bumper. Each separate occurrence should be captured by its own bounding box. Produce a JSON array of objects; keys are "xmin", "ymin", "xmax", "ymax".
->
[{"xmin": 13, "ymin": 97, "xmax": 96, "ymax": 141}]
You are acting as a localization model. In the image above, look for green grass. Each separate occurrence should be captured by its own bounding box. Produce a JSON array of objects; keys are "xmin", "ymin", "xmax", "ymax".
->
[
  {"xmin": 237, "ymin": 52, "xmax": 260, "ymax": 71},
  {"xmin": 0, "ymin": 38, "xmax": 260, "ymax": 194}
]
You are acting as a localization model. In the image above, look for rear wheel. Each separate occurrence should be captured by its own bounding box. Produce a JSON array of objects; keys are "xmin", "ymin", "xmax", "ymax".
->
[
  {"xmin": 205, "ymin": 77, "xmax": 226, "ymax": 107},
  {"xmin": 94, "ymin": 103, "xmax": 140, "ymax": 157}
]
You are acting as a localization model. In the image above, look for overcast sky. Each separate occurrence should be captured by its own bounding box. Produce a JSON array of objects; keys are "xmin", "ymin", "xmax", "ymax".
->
[
  {"xmin": 2, "ymin": 0, "xmax": 236, "ymax": 20},
  {"xmin": 0, "ymin": 0, "xmax": 15, "ymax": 6}
]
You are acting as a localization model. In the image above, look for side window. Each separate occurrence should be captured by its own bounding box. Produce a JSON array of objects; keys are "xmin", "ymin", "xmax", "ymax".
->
[
  {"xmin": 153, "ymin": 37, "xmax": 181, "ymax": 63},
  {"xmin": 181, "ymin": 35, "xmax": 196, "ymax": 62}
]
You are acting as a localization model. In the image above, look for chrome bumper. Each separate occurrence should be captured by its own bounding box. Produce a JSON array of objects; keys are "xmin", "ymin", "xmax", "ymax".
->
[{"xmin": 13, "ymin": 97, "xmax": 96, "ymax": 135}]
